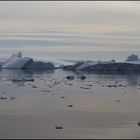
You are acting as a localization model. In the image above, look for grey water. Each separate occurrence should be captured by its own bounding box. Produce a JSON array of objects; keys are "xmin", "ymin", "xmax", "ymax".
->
[{"xmin": 0, "ymin": 69, "xmax": 140, "ymax": 138}]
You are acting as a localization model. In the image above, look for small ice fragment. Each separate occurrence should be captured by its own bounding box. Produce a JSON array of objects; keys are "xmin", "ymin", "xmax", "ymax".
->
[
  {"xmin": 55, "ymin": 126, "xmax": 63, "ymax": 129},
  {"xmin": 66, "ymin": 76, "xmax": 75, "ymax": 80},
  {"xmin": 68, "ymin": 105, "xmax": 73, "ymax": 107},
  {"xmin": 79, "ymin": 76, "xmax": 86, "ymax": 80},
  {"xmin": 32, "ymin": 85, "xmax": 37, "ymax": 88}
]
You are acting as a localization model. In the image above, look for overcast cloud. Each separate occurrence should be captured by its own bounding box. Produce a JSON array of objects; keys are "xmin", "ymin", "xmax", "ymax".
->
[{"xmin": 0, "ymin": 1, "xmax": 139, "ymax": 61}]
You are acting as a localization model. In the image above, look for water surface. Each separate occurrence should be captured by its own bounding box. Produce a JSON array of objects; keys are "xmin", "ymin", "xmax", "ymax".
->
[{"xmin": 0, "ymin": 69, "xmax": 139, "ymax": 138}]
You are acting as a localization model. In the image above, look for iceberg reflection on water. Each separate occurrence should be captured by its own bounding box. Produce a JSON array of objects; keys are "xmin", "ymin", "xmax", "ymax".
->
[{"xmin": 0, "ymin": 69, "xmax": 54, "ymax": 83}]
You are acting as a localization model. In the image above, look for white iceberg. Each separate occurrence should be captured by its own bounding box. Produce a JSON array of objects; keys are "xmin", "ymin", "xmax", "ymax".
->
[
  {"xmin": 76, "ymin": 61, "xmax": 97, "ymax": 70},
  {"xmin": 1, "ymin": 52, "xmax": 33, "ymax": 69},
  {"xmin": 76, "ymin": 60, "xmax": 116, "ymax": 70}
]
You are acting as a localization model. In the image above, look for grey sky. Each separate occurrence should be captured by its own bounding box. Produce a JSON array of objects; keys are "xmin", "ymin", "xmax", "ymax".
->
[
  {"xmin": 0, "ymin": 1, "xmax": 139, "ymax": 61},
  {"xmin": 0, "ymin": 1, "xmax": 139, "ymax": 33}
]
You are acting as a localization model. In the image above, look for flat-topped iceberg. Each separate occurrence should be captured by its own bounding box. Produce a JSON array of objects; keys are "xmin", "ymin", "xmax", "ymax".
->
[
  {"xmin": 26, "ymin": 61, "xmax": 55, "ymax": 69},
  {"xmin": 63, "ymin": 54, "xmax": 140, "ymax": 72},
  {"xmin": 76, "ymin": 60, "xmax": 116, "ymax": 71},
  {"xmin": 63, "ymin": 60, "xmax": 116, "ymax": 71}
]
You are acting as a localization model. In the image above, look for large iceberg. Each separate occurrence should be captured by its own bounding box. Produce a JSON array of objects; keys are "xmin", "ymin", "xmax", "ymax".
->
[
  {"xmin": 126, "ymin": 54, "xmax": 138, "ymax": 62},
  {"xmin": 2, "ymin": 52, "xmax": 33, "ymax": 69},
  {"xmin": 63, "ymin": 60, "xmax": 116, "ymax": 71},
  {"xmin": 63, "ymin": 55, "xmax": 140, "ymax": 72},
  {"xmin": 124, "ymin": 54, "xmax": 140, "ymax": 65},
  {"xmin": 26, "ymin": 61, "xmax": 55, "ymax": 69},
  {"xmin": 1, "ymin": 52, "xmax": 55, "ymax": 70}
]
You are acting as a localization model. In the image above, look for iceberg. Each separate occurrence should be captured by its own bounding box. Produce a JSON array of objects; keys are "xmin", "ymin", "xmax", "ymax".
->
[
  {"xmin": 75, "ymin": 60, "xmax": 116, "ymax": 71},
  {"xmin": 1, "ymin": 52, "xmax": 33, "ymax": 69},
  {"xmin": 126, "ymin": 54, "xmax": 138, "ymax": 62},
  {"xmin": 62, "ymin": 55, "xmax": 140, "ymax": 73},
  {"xmin": 63, "ymin": 60, "xmax": 116, "ymax": 71},
  {"xmin": 1, "ymin": 52, "xmax": 55, "ymax": 70},
  {"xmin": 124, "ymin": 54, "xmax": 140, "ymax": 65},
  {"xmin": 76, "ymin": 61, "xmax": 98, "ymax": 70},
  {"xmin": 26, "ymin": 61, "xmax": 55, "ymax": 69}
]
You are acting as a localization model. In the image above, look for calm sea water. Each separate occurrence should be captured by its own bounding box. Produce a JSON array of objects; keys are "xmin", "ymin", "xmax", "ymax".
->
[{"xmin": 0, "ymin": 69, "xmax": 140, "ymax": 138}]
